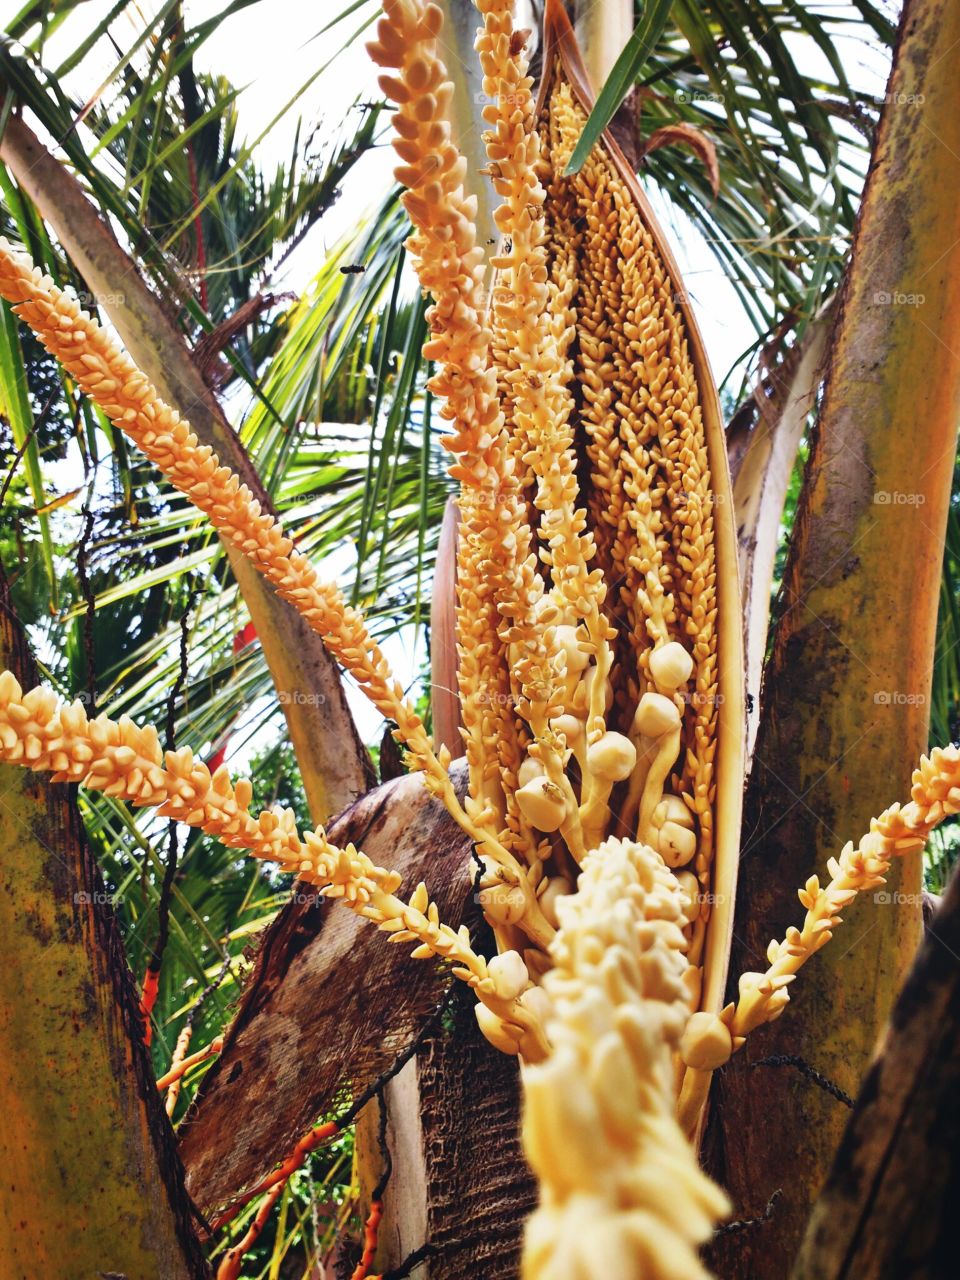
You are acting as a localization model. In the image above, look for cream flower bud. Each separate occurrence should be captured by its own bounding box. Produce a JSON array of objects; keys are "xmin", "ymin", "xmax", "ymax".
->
[
  {"xmin": 633, "ymin": 691, "xmax": 681, "ymax": 738},
  {"xmin": 555, "ymin": 624, "xmax": 590, "ymax": 674},
  {"xmin": 737, "ymin": 971, "xmax": 766, "ymax": 1001},
  {"xmin": 534, "ymin": 593, "xmax": 561, "ymax": 625},
  {"xmin": 656, "ymin": 821, "xmax": 697, "ymax": 868},
  {"xmin": 675, "ymin": 870, "xmax": 701, "ymax": 923},
  {"xmin": 516, "ymin": 776, "xmax": 568, "ymax": 832},
  {"xmin": 519, "ymin": 983, "xmax": 552, "ymax": 1024},
  {"xmin": 765, "ymin": 988, "xmax": 792, "ymax": 1021},
  {"xmin": 649, "ymin": 641, "xmax": 694, "ymax": 692},
  {"xmin": 653, "ymin": 794, "xmax": 695, "ymax": 830},
  {"xmin": 518, "ymin": 755, "xmax": 546, "ymax": 787},
  {"xmin": 586, "ymin": 732, "xmax": 637, "ymax": 783},
  {"xmin": 479, "ymin": 882, "xmax": 527, "ymax": 925},
  {"xmin": 487, "ymin": 950, "xmax": 530, "ymax": 1001},
  {"xmin": 550, "ymin": 713, "xmax": 582, "ymax": 744},
  {"xmin": 475, "ymin": 1003, "xmax": 521, "ymax": 1055},
  {"xmin": 679, "ymin": 1010, "xmax": 734, "ymax": 1070},
  {"xmin": 538, "ymin": 874, "xmax": 574, "ymax": 929}
]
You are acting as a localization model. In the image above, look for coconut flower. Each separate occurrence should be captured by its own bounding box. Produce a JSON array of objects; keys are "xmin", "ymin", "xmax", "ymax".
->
[{"xmin": 0, "ymin": 0, "xmax": 951, "ymax": 1276}]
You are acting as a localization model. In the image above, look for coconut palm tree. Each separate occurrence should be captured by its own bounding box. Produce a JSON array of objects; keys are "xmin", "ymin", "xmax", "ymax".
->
[{"xmin": 0, "ymin": 0, "xmax": 957, "ymax": 1276}]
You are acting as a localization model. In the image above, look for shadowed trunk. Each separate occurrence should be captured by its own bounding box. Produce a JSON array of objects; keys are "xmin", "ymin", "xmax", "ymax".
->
[
  {"xmin": 178, "ymin": 761, "xmax": 534, "ymax": 1273},
  {"xmin": 357, "ymin": 986, "xmax": 535, "ymax": 1278},
  {"xmin": 437, "ymin": 0, "xmax": 497, "ymax": 246},
  {"xmin": 728, "ymin": 309, "xmax": 832, "ymax": 763},
  {"xmin": 792, "ymin": 863, "xmax": 960, "ymax": 1280},
  {"xmin": 708, "ymin": 0, "xmax": 960, "ymax": 1273},
  {"xmin": 0, "ymin": 575, "xmax": 207, "ymax": 1278},
  {"xmin": 0, "ymin": 118, "xmax": 375, "ymax": 822},
  {"xmin": 573, "ymin": 0, "xmax": 632, "ymax": 105}
]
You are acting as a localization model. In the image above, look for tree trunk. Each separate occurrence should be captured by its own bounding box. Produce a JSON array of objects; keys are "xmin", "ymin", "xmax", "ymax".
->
[
  {"xmin": 728, "ymin": 309, "xmax": 832, "ymax": 764},
  {"xmin": 707, "ymin": 0, "xmax": 960, "ymax": 1274},
  {"xmin": 791, "ymin": 864, "xmax": 960, "ymax": 1280},
  {"xmin": 0, "ymin": 575, "xmax": 207, "ymax": 1278},
  {"xmin": 357, "ymin": 986, "xmax": 535, "ymax": 1279},
  {"xmin": 177, "ymin": 761, "xmax": 533, "ymax": 1276},
  {"xmin": 0, "ymin": 118, "xmax": 375, "ymax": 822}
]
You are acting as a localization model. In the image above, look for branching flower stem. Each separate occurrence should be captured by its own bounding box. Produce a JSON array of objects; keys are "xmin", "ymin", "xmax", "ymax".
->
[
  {"xmin": 0, "ymin": 238, "xmax": 555, "ymax": 950},
  {"xmin": 0, "ymin": 672, "xmax": 550, "ymax": 1059}
]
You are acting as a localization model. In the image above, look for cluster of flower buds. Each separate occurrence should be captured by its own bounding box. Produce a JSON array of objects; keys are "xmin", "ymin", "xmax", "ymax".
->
[{"xmin": 522, "ymin": 838, "xmax": 729, "ymax": 1280}]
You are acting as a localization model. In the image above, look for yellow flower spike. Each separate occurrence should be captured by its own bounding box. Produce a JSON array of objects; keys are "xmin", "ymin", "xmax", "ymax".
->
[
  {"xmin": 476, "ymin": 0, "xmax": 619, "ymax": 839},
  {"xmin": 0, "ymin": 236, "xmax": 556, "ymax": 949},
  {"xmin": 522, "ymin": 836, "xmax": 728, "ymax": 1280},
  {"xmin": 676, "ymin": 743, "xmax": 960, "ymax": 1135},
  {"xmin": 370, "ymin": 0, "xmax": 534, "ymax": 844},
  {"xmin": 0, "ymin": 671, "xmax": 550, "ymax": 1051},
  {"xmin": 0, "ymin": 239, "xmax": 433, "ymax": 769},
  {"xmin": 530, "ymin": 0, "xmax": 744, "ymax": 1129}
]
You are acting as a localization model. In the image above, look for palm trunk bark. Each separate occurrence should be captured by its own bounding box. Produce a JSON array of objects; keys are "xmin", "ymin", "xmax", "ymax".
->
[
  {"xmin": 177, "ymin": 763, "xmax": 535, "ymax": 1276},
  {"xmin": 792, "ymin": 863, "xmax": 960, "ymax": 1280},
  {"xmin": 707, "ymin": 1, "xmax": 960, "ymax": 1274},
  {"xmin": 178, "ymin": 766, "xmax": 478, "ymax": 1214},
  {"xmin": 728, "ymin": 309, "xmax": 833, "ymax": 764},
  {"xmin": 0, "ymin": 573, "xmax": 207, "ymax": 1277},
  {"xmin": 0, "ymin": 118, "xmax": 375, "ymax": 822}
]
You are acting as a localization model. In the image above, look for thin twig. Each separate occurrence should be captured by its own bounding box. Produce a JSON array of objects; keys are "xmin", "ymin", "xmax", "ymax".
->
[
  {"xmin": 186, "ymin": 951, "xmax": 234, "ymax": 1032},
  {"xmin": 150, "ymin": 596, "xmax": 196, "ymax": 974},
  {"xmin": 379, "ymin": 1228, "xmax": 495, "ymax": 1280},
  {"xmin": 0, "ymin": 388, "xmax": 58, "ymax": 509},
  {"xmin": 715, "ymin": 1189, "xmax": 783, "ymax": 1237},
  {"xmin": 0, "ymin": 430, "xmax": 33, "ymax": 510},
  {"xmin": 380, "ymin": 1241, "xmax": 442, "ymax": 1280},
  {"xmin": 750, "ymin": 1054, "xmax": 855, "ymax": 1108}
]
